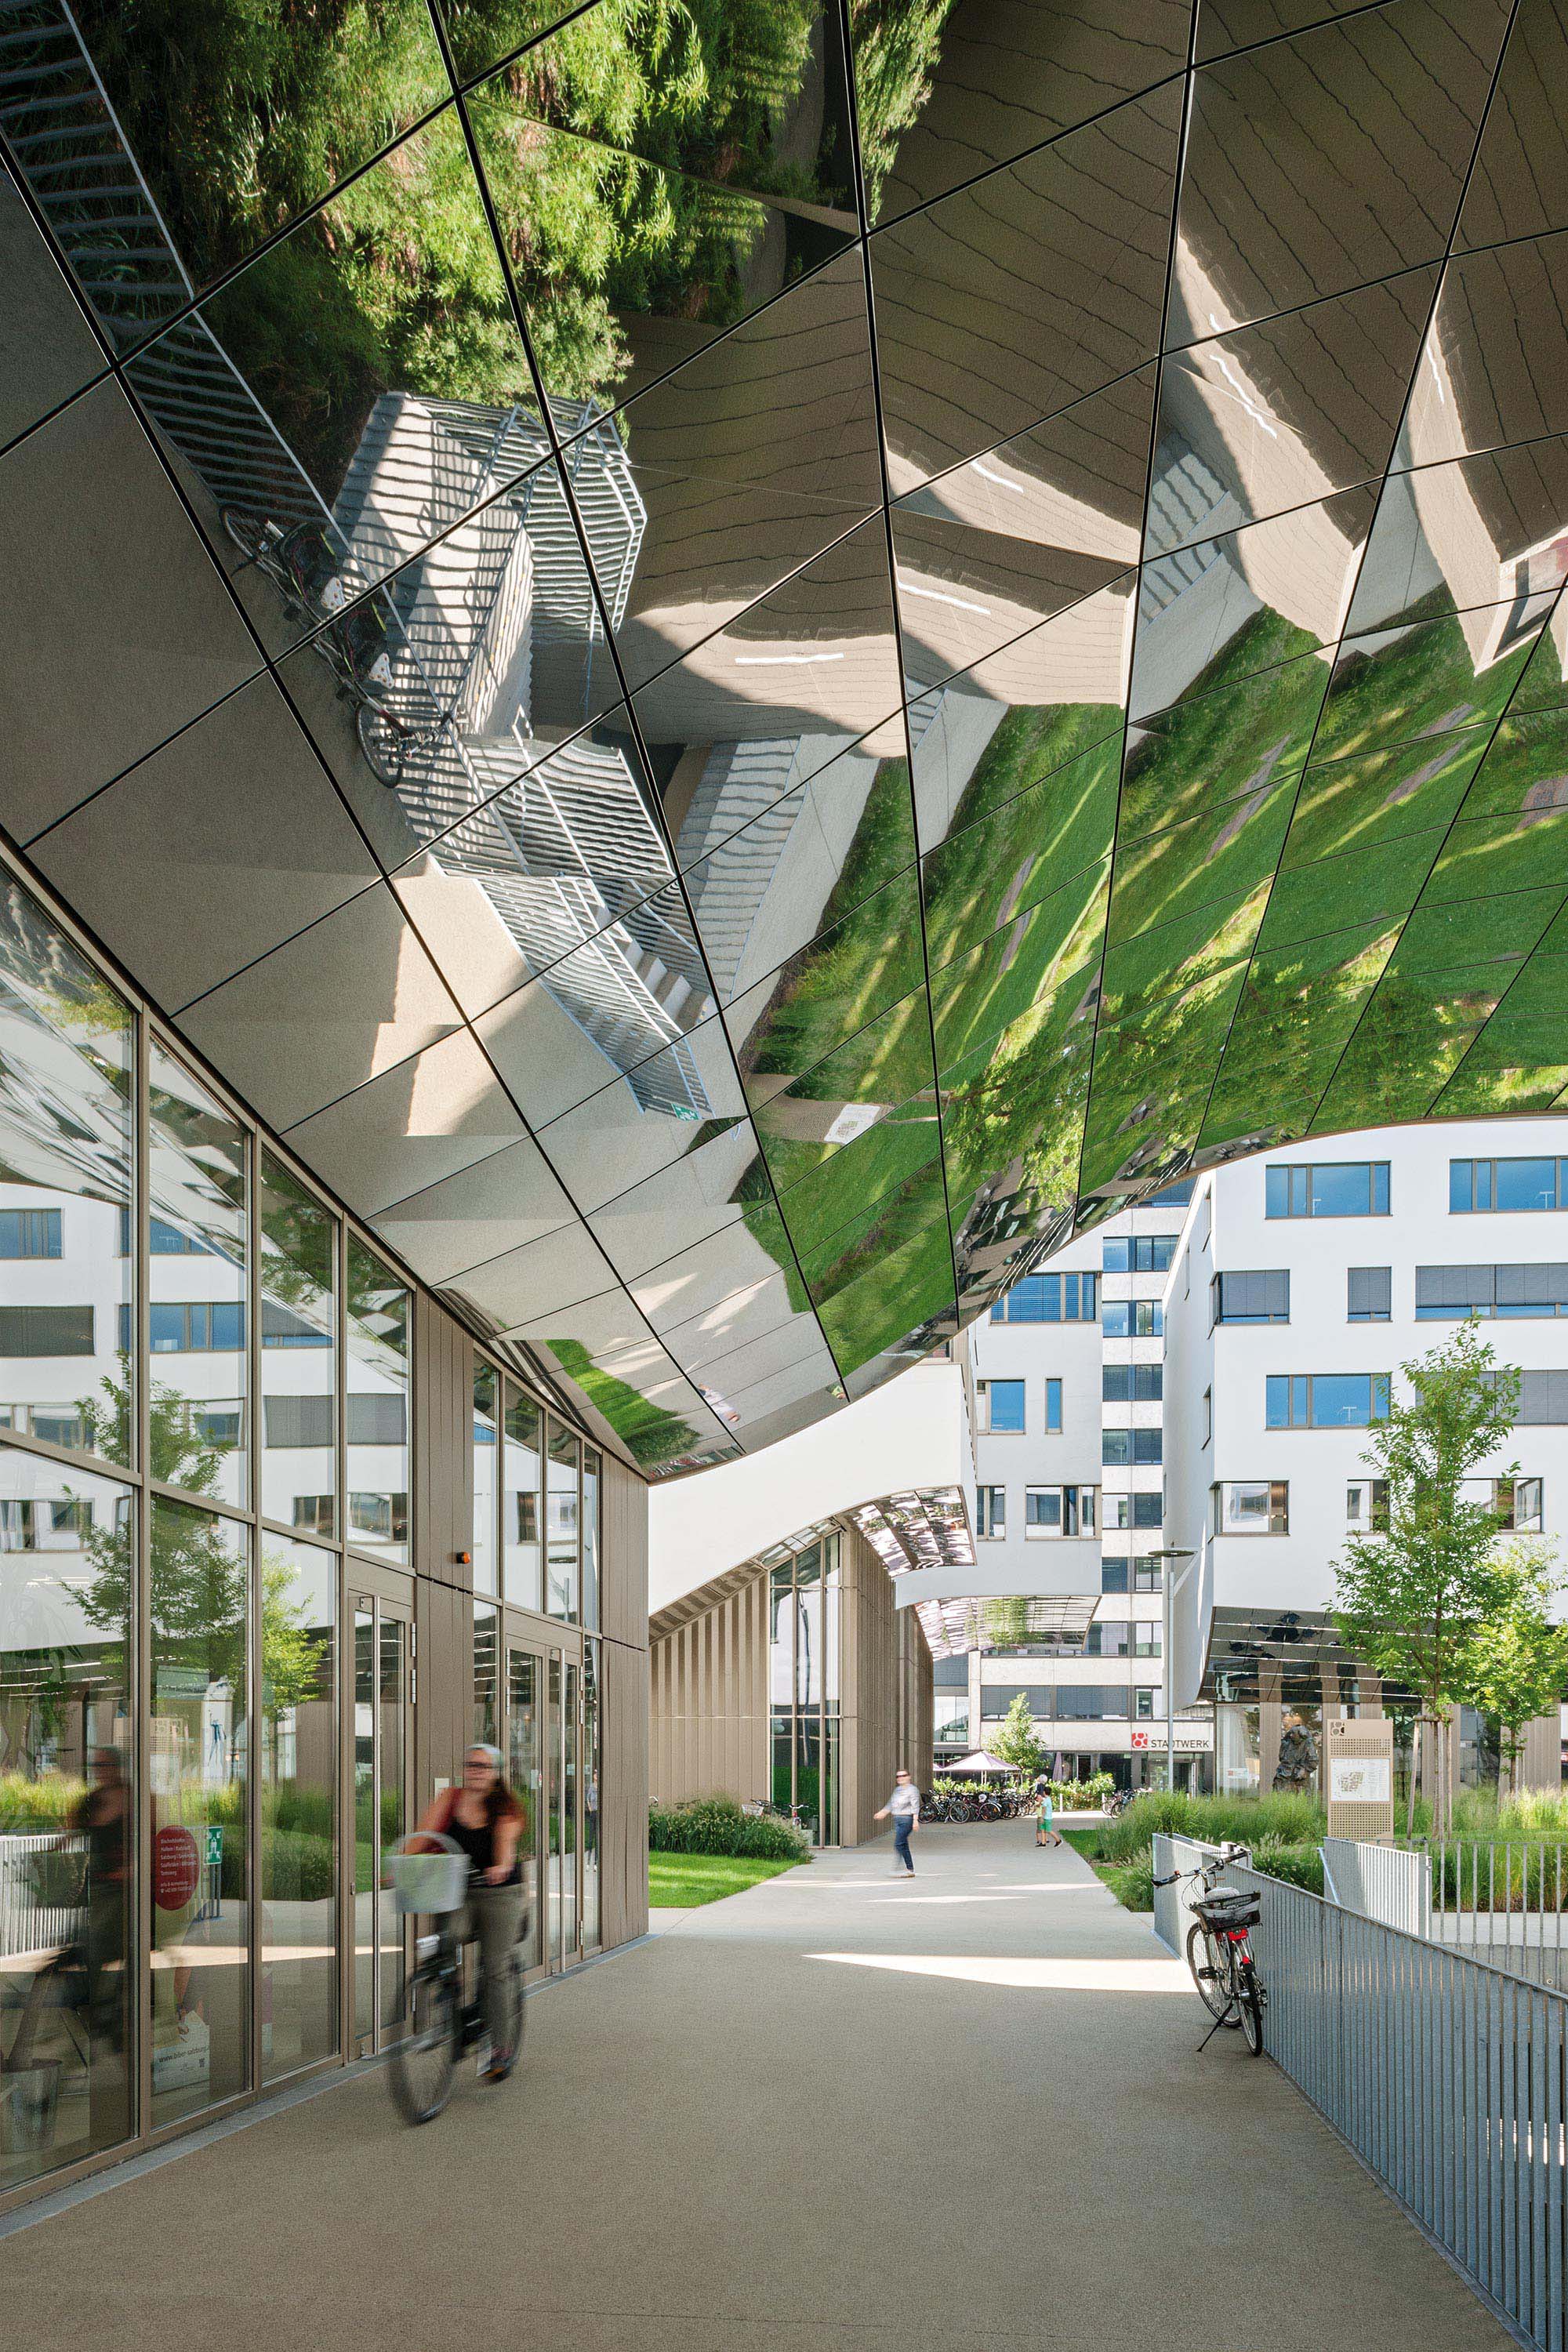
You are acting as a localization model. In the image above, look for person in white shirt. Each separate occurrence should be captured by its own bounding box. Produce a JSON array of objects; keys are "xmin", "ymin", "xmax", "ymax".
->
[{"xmin": 874, "ymin": 1769, "xmax": 920, "ymax": 1875}]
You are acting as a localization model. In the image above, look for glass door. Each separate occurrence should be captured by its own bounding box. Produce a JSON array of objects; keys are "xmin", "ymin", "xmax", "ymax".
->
[
  {"xmin": 351, "ymin": 1593, "xmax": 409, "ymax": 2052},
  {"xmin": 546, "ymin": 1653, "xmax": 564, "ymax": 1969},
  {"xmin": 505, "ymin": 1643, "xmax": 544, "ymax": 1975}
]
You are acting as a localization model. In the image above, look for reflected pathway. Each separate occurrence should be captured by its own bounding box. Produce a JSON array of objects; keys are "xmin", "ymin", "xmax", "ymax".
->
[{"xmin": 0, "ymin": 1823, "xmax": 1508, "ymax": 2351}]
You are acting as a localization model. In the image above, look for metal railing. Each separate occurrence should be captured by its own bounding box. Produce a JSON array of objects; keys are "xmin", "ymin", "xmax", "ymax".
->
[
  {"xmin": 1232, "ymin": 1859, "xmax": 1568, "ymax": 2352},
  {"xmin": 0, "ymin": 1831, "xmax": 83, "ymax": 1959},
  {"xmin": 1322, "ymin": 1836, "xmax": 1432, "ymax": 1937},
  {"xmin": 1428, "ymin": 1841, "xmax": 1568, "ymax": 1991},
  {"xmin": 1151, "ymin": 1831, "xmax": 1229, "ymax": 1957}
]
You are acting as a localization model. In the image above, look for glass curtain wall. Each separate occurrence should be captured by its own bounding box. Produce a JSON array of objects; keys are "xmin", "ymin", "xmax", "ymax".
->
[
  {"xmin": 765, "ymin": 1533, "xmax": 841, "ymax": 1843},
  {"xmin": 0, "ymin": 862, "xmax": 388, "ymax": 2199}
]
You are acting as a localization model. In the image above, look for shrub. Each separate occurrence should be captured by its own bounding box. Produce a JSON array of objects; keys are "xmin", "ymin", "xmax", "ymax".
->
[
  {"xmin": 1097, "ymin": 1789, "xmax": 1327, "ymax": 1866},
  {"xmin": 648, "ymin": 1796, "xmax": 810, "ymax": 1864},
  {"xmin": 1100, "ymin": 1849, "xmax": 1156, "ymax": 1911},
  {"xmin": 261, "ymin": 1828, "xmax": 336, "ymax": 1904}
]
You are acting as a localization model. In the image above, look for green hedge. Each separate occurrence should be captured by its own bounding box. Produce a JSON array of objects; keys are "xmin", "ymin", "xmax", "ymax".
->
[
  {"xmin": 1097, "ymin": 1790, "xmax": 1327, "ymax": 1866},
  {"xmin": 649, "ymin": 1797, "xmax": 811, "ymax": 1863}
]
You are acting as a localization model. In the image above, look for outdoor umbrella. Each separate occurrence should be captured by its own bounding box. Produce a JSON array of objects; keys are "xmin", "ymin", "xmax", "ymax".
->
[{"xmin": 944, "ymin": 1750, "xmax": 1015, "ymax": 1777}]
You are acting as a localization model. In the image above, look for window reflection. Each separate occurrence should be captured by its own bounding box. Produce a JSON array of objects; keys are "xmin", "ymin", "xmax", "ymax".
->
[
  {"xmin": 472, "ymin": 1363, "xmax": 498, "ymax": 1598},
  {"xmin": 260, "ymin": 1152, "xmax": 336, "ymax": 1536},
  {"xmin": 147, "ymin": 1044, "xmax": 248, "ymax": 1509},
  {"xmin": 504, "ymin": 1383, "xmax": 542, "ymax": 1612},
  {"xmin": 545, "ymin": 1417, "xmax": 579, "ymax": 1620},
  {"xmin": 345, "ymin": 1240, "xmax": 409, "ymax": 1562},
  {"xmin": 0, "ymin": 1446, "xmax": 133, "ymax": 2193},
  {"xmin": 0, "ymin": 878, "xmax": 134, "ymax": 1470},
  {"xmin": 260, "ymin": 1534, "xmax": 336, "ymax": 2082},
  {"xmin": 149, "ymin": 1497, "xmax": 249, "ymax": 2129}
]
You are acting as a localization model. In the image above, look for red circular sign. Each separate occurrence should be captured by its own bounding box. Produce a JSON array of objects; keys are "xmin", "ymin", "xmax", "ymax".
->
[{"xmin": 154, "ymin": 1824, "xmax": 200, "ymax": 1911}]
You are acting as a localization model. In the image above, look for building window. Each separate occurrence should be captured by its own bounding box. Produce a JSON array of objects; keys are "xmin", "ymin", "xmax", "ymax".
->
[
  {"xmin": 975, "ymin": 1484, "xmax": 1006, "ymax": 1538},
  {"xmin": 1145, "ymin": 1178, "xmax": 1196, "ymax": 1207},
  {"xmin": 1045, "ymin": 1377, "xmax": 1062, "ymax": 1432},
  {"xmin": 0, "ymin": 1304, "xmax": 95, "ymax": 1357},
  {"xmin": 978, "ymin": 1377, "xmax": 1025, "ymax": 1433},
  {"xmin": 1265, "ymin": 1373, "xmax": 1390, "ymax": 1429},
  {"xmin": 1105, "ymin": 1493, "xmax": 1163, "ymax": 1530},
  {"xmin": 1102, "ymin": 1428, "xmax": 1162, "ymax": 1465},
  {"xmin": 0, "ymin": 1207, "xmax": 61, "ymax": 1258},
  {"xmin": 1451, "ymin": 1157, "xmax": 1568, "ymax": 1213},
  {"xmin": 1211, "ymin": 1270, "xmax": 1290, "ymax": 1325},
  {"xmin": 1025, "ymin": 1484, "xmax": 1096, "ymax": 1537},
  {"xmin": 143, "ymin": 1300, "xmax": 245, "ymax": 1353},
  {"xmin": 1133, "ymin": 1629, "xmax": 1162, "ymax": 1657},
  {"xmin": 1212, "ymin": 1479, "xmax": 1289, "ymax": 1535},
  {"xmin": 292, "ymin": 1495, "xmax": 335, "ymax": 1535},
  {"xmin": 1416, "ymin": 1265, "xmax": 1568, "ymax": 1319},
  {"xmin": 1102, "ymin": 1299, "xmax": 1162, "ymax": 1338},
  {"xmin": 1265, "ymin": 1161, "xmax": 1389, "ymax": 1218},
  {"xmin": 1203, "ymin": 1386, "xmax": 1213, "ymax": 1446},
  {"xmin": 1346, "ymin": 1479, "xmax": 1389, "ymax": 1532},
  {"xmin": 1101, "ymin": 1556, "xmax": 1129, "ymax": 1594},
  {"xmin": 1517, "ymin": 1476, "xmax": 1544, "ymax": 1532},
  {"xmin": 348, "ymin": 1490, "xmax": 408, "ymax": 1544},
  {"xmin": 1103, "ymin": 1363, "xmax": 1163, "ymax": 1403},
  {"xmin": 263, "ymin": 1396, "xmax": 334, "ymax": 1449},
  {"xmin": 1348, "ymin": 1266, "xmax": 1392, "ymax": 1322},
  {"xmin": 989, "ymin": 1271, "xmax": 1098, "ymax": 1323},
  {"xmin": 1132, "ymin": 1559, "xmax": 1163, "ymax": 1592},
  {"xmin": 1514, "ymin": 1370, "xmax": 1568, "ymax": 1422},
  {"xmin": 1102, "ymin": 1235, "xmax": 1176, "ymax": 1273},
  {"xmin": 1135, "ymin": 1688, "xmax": 1156, "ymax": 1721}
]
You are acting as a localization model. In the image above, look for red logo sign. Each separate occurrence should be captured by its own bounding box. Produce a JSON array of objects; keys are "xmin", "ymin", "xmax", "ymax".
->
[
  {"xmin": 154, "ymin": 1824, "xmax": 200, "ymax": 1911},
  {"xmin": 1131, "ymin": 1731, "xmax": 1150, "ymax": 1749}
]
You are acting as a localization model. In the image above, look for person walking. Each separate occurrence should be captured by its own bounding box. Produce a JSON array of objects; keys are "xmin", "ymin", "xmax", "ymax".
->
[
  {"xmin": 1035, "ymin": 1780, "xmax": 1062, "ymax": 1849},
  {"xmin": 875, "ymin": 1769, "xmax": 920, "ymax": 1875}
]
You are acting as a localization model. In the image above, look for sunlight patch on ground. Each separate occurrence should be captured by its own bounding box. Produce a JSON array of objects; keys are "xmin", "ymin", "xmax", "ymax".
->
[{"xmin": 806, "ymin": 1952, "xmax": 1189, "ymax": 1992}]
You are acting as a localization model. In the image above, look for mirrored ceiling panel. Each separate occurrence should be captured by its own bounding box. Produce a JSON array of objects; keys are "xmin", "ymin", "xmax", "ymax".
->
[{"xmin": 13, "ymin": 1, "xmax": 1568, "ymax": 1474}]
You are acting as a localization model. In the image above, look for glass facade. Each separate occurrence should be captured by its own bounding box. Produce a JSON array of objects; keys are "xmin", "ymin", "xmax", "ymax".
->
[
  {"xmin": 0, "ymin": 861, "xmax": 616, "ymax": 2204},
  {"xmin": 766, "ymin": 1534, "xmax": 842, "ymax": 1844}
]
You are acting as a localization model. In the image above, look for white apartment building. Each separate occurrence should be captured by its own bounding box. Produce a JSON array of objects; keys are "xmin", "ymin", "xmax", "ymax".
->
[
  {"xmin": 956, "ymin": 1181, "xmax": 1210, "ymax": 1789},
  {"xmin": 1163, "ymin": 1120, "xmax": 1568, "ymax": 1795},
  {"xmin": 956, "ymin": 1117, "xmax": 1568, "ymax": 1795}
]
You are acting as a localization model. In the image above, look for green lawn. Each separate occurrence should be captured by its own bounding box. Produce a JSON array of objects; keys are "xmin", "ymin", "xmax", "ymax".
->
[{"xmin": 648, "ymin": 1852, "xmax": 804, "ymax": 1907}]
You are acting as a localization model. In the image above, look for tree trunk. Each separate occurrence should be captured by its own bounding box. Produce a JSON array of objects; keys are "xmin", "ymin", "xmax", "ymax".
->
[{"xmin": 1405, "ymin": 1720, "xmax": 1419, "ymax": 1840}]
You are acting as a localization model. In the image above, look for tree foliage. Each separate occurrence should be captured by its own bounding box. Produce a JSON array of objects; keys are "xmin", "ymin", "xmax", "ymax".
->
[
  {"xmin": 1333, "ymin": 1319, "xmax": 1519, "ymax": 1831},
  {"xmin": 990, "ymin": 1690, "xmax": 1046, "ymax": 1784},
  {"xmin": 1463, "ymin": 1542, "xmax": 1568, "ymax": 1795}
]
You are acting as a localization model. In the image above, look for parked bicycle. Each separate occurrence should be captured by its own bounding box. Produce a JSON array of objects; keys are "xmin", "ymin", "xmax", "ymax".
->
[
  {"xmin": 383, "ymin": 1834, "xmax": 525, "ymax": 2123},
  {"xmin": 1102, "ymin": 1785, "xmax": 1134, "ymax": 1817},
  {"xmin": 1153, "ymin": 1842, "xmax": 1266, "ymax": 2055},
  {"xmin": 221, "ymin": 507, "xmax": 404, "ymax": 717}
]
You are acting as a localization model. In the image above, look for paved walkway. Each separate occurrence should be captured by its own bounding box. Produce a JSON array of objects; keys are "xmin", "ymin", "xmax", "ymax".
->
[{"xmin": 2, "ymin": 1824, "xmax": 1507, "ymax": 2350}]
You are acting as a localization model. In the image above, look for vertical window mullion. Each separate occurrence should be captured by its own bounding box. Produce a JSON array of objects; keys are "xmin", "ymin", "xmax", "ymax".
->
[
  {"xmin": 247, "ymin": 1123, "xmax": 263, "ymax": 2096},
  {"xmin": 133, "ymin": 1004, "xmax": 152, "ymax": 2150}
]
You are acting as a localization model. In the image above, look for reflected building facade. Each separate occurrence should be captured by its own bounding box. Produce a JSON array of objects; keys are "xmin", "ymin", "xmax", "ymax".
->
[{"xmin": 6, "ymin": 2, "xmax": 1568, "ymax": 1481}]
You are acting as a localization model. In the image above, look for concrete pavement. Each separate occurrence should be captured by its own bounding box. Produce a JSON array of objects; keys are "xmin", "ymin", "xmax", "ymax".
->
[{"xmin": 0, "ymin": 1821, "xmax": 1508, "ymax": 2350}]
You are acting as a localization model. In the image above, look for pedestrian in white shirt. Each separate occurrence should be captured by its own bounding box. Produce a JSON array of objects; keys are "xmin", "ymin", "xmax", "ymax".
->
[{"xmin": 874, "ymin": 1769, "xmax": 920, "ymax": 1875}]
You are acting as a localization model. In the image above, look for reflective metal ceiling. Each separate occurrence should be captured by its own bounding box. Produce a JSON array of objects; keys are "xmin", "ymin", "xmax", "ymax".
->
[{"xmin": 2, "ymin": 0, "xmax": 1568, "ymax": 1477}]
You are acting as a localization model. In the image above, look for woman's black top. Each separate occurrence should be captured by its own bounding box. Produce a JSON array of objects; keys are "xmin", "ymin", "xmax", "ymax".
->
[{"xmin": 442, "ymin": 1794, "xmax": 521, "ymax": 1885}]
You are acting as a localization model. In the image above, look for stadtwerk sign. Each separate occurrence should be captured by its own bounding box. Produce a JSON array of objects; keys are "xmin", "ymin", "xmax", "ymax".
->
[{"xmin": 3, "ymin": 3, "xmax": 1566, "ymax": 1476}]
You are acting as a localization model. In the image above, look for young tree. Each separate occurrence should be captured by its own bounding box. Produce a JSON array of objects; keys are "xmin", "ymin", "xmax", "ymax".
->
[
  {"xmin": 1333, "ymin": 1319, "xmax": 1519, "ymax": 1838},
  {"xmin": 1462, "ymin": 1542, "xmax": 1568, "ymax": 1796},
  {"xmin": 991, "ymin": 1690, "xmax": 1047, "ymax": 1786}
]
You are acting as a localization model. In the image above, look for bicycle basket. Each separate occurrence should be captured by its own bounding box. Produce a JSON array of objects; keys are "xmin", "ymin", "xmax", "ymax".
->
[
  {"xmin": 386, "ymin": 1835, "xmax": 468, "ymax": 1918},
  {"xmin": 1193, "ymin": 1887, "xmax": 1260, "ymax": 1932}
]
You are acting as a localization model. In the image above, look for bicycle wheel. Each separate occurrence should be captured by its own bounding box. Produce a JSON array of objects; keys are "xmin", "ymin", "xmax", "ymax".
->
[
  {"xmin": 220, "ymin": 505, "xmax": 270, "ymax": 564},
  {"xmin": 388, "ymin": 1963, "xmax": 457, "ymax": 2124},
  {"xmin": 487, "ymin": 1951, "xmax": 525, "ymax": 2079},
  {"xmin": 1237, "ymin": 1962, "xmax": 1265, "ymax": 2056},
  {"xmin": 1186, "ymin": 1921, "xmax": 1236, "ymax": 2024},
  {"xmin": 356, "ymin": 702, "xmax": 410, "ymax": 784}
]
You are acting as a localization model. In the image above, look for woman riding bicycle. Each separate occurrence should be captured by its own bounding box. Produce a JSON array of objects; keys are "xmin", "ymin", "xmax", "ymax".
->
[{"xmin": 413, "ymin": 1744, "xmax": 527, "ymax": 2082}]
